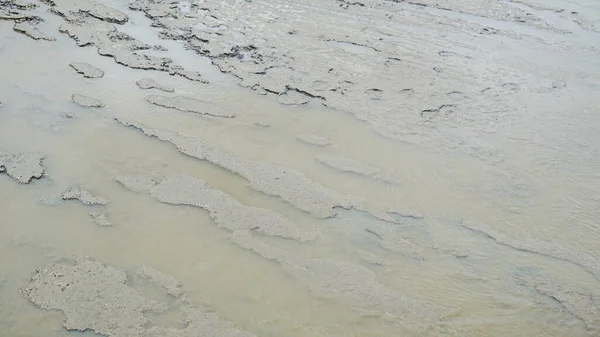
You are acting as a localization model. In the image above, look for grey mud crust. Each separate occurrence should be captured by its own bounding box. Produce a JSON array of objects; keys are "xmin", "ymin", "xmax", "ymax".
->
[
  {"xmin": 62, "ymin": 186, "xmax": 109, "ymax": 205},
  {"xmin": 136, "ymin": 78, "xmax": 174, "ymax": 92},
  {"xmin": 69, "ymin": 62, "xmax": 104, "ymax": 78},
  {"xmin": 71, "ymin": 93, "xmax": 104, "ymax": 108},
  {"xmin": 39, "ymin": 0, "xmax": 208, "ymax": 83},
  {"xmin": 21, "ymin": 258, "xmax": 256, "ymax": 337},
  {"xmin": 0, "ymin": 152, "xmax": 45, "ymax": 183}
]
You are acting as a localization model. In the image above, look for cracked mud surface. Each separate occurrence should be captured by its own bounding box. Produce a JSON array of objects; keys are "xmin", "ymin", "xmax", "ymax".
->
[{"xmin": 2, "ymin": 0, "xmax": 600, "ymax": 336}]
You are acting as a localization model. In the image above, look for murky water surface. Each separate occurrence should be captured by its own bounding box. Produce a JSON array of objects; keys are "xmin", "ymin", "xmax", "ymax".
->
[{"xmin": 1, "ymin": 0, "xmax": 600, "ymax": 336}]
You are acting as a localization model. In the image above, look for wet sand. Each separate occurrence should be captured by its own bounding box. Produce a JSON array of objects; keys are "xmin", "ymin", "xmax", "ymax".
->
[{"xmin": 1, "ymin": 0, "xmax": 600, "ymax": 336}]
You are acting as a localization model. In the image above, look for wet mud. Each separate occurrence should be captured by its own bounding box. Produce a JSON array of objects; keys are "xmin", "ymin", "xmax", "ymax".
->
[{"xmin": 2, "ymin": 0, "xmax": 600, "ymax": 336}]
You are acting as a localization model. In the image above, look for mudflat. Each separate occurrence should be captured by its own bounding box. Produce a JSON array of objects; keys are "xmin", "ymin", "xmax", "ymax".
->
[{"xmin": 1, "ymin": 0, "xmax": 600, "ymax": 336}]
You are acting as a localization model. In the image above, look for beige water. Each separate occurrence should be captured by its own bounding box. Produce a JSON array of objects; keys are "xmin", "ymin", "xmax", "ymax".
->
[{"xmin": 1, "ymin": 1, "xmax": 600, "ymax": 336}]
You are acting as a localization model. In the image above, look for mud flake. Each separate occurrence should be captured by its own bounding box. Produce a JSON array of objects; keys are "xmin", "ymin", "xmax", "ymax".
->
[
  {"xmin": 136, "ymin": 78, "xmax": 174, "ymax": 92},
  {"xmin": 71, "ymin": 93, "xmax": 104, "ymax": 108},
  {"xmin": 69, "ymin": 62, "xmax": 104, "ymax": 78},
  {"xmin": 62, "ymin": 186, "xmax": 109, "ymax": 205},
  {"xmin": 0, "ymin": 152, "xmax": 45, "ymax": 183}
]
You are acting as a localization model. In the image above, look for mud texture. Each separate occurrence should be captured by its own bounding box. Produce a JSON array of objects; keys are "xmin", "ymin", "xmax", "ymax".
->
[
  {"xmin": 0, "ymin": 152, "xmax": 45, "ymax": 183},
  {"xmin": 296, "ymin": 133, "xmax": 331, "ymax": 147},
  {"xmin": 137, "ymin": 265, "xmax": 182, "ymax": 297},
  {"xmin": 21, "ymin": 257, "xmax": 165, "ymax": 337},
  {"xmin": 69, "ymin": 62, "xmax": 104, "ymax": 78},
  {"xmin": 62, "ymin": 186, "xmax": 109, "ymax": 205},
  {"xmin": 89, "ymin": 211, "xmax": 111, "ymax": 227},
  {"xmin": 40, "ymin": 0, "xmax": 207, "ymax": 83},
  {"xmin": 116, "ymin": 172, "xmax": 313, "ymax": 242},
  {"xmin": 71, "ymin": 93, "xmax": 104, "ymax": 108},
  {"xmin": 136, "ymin": 78, "xmax": 174, "ymax": 92},
  {"xmin": 21, "ymin": 258, "xmax": 255, "ymax": 337},
  {"xmin": 116, "ymin": 117, "xmax": 362, "ymax": 218},
  {"xmin": 145, "ymin": 95, "xmax": 235, "ymax": 118},
  {"xmin": 0, "ymin": 1, "xmax": 54, "ymax": 41},
  {"xmin": 127, "ymin": 0, "xmax": 600, "ymax": 163}
]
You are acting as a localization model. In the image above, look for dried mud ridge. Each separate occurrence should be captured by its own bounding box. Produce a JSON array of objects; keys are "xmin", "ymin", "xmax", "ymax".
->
[{"xmin": 21, "ymin": 257, "xmax": 255, "ymax": 337}]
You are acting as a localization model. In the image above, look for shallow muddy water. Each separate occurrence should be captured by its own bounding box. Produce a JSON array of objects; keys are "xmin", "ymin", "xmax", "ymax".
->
[{"xmin": 1, "ymin": 0, "xmax": 600, "ymax": 336}]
